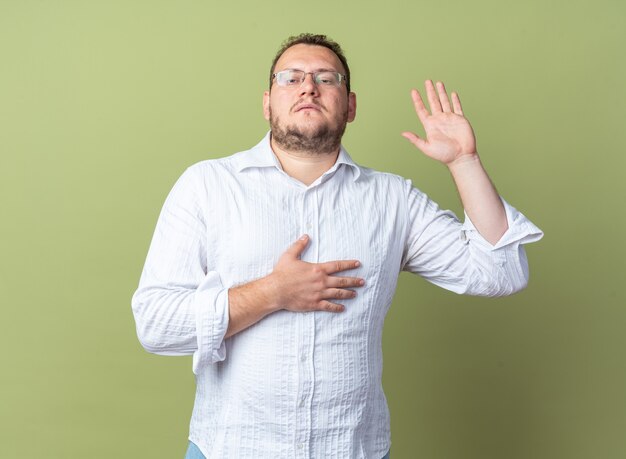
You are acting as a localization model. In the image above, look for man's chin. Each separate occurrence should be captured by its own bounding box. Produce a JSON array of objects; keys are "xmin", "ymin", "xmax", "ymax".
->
[
  {"xmin": 281, "ymin": 121, "xmax": 329, "ymax": 140},
  {"xmin": 270, "ymin": 112, "xmax": 347, "ymax": 154},
  {"xmin": 272, "ymin": 126, "xmax": 342, "ymax": 154}
]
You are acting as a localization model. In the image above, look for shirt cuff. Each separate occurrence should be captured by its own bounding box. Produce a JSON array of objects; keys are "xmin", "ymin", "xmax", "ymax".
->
[
  {"xmin": 192, "ymin": 271, "xmax": 230, "ymax": 374},
  {"xmin": 460, "ymin": 197, "xmax": 544, "ymax": 251}
]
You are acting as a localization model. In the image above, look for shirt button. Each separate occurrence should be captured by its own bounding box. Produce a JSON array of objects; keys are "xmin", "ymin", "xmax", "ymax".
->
[{"xmin": 298, "ymin": 443, "xmax": 304, "ymax": 449}]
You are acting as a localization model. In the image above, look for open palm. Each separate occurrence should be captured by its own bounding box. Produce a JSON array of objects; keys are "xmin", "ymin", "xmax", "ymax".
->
[{"xmin": 402, "ymin": 80, "xmax": 477, "ymax": 165}]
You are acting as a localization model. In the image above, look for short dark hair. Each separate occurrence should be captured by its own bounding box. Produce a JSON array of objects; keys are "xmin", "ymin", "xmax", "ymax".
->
[{"xmin": 269, "ymin": 33, "xmax": 351, "ymax": 93}]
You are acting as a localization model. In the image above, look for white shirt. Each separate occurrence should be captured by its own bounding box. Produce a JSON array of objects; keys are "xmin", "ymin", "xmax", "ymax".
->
[{"xmin": 132, "ymin": 133, "xmax": 543, "ymax": 459}]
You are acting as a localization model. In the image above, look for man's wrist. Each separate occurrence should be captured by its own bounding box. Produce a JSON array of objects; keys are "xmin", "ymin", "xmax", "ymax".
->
[
  {"xmin": 256, "ymin": 273, "xmax": 282, "ymax": 314},
  {"xmin": 228, "ymin": 275, "xmax": 281, "ymax": 316},
  {"xmin": 446, "ymin": 152, "xmax": 480, "ymax": 171}
]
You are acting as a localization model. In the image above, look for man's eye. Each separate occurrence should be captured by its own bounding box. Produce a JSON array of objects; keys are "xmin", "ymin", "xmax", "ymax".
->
[
  {"xmin": 286, "ymin": 78, "xmax": 300, "ymax": 84},
  {"xmin": 317, "ymin": 74, "xmax": 336, "ymax": 85}
]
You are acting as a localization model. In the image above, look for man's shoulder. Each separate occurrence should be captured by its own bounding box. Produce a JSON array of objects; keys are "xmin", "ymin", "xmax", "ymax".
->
[
  {"xmin": 184, "ymin": 148, "xmax": 252, "ymax": 176},
  {"xmin": 353, "ymin": 162, "xmax": 411, "ymax": 188},
  {"xmin": 185, "ymin": 135, "xmax": 276, "ymax": 177}
]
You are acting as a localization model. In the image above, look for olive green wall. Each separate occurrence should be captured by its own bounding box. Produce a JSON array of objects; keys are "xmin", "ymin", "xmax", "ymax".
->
[{"xmin": 1, "ymin": 0, "xmax": 624, "ymax": 458}]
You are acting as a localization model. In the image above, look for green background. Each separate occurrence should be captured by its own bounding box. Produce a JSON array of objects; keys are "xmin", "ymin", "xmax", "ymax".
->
[{"xmin": 1, "ymin": 0, "xmax": 624, "ymax": 458}]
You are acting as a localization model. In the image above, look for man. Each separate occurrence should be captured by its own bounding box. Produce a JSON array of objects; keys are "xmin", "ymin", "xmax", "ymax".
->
[{"xmin": 132, "ymin": 33, "xmax": 542, "ymax": 459}]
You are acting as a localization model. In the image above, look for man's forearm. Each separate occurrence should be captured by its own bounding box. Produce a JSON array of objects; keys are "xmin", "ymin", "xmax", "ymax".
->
[
  {"xmin": 447, "ymin": 154, "xmax": 508, "ymax": 245},
  {"xmin": 225, "ymin": 276, "xmax": 278, "ymax": 339}
]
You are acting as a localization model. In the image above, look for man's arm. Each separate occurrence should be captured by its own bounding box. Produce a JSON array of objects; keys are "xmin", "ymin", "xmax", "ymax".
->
[
  {"xmin": 400, "ymin": 80, "xmax": 543, "ymax": 296},
  {"xmin": 132, "ymin": 165, "xmax": 363, "ymax": 364},
  {"xmin": 401, "ymin": 80, "xmax": 507, "ymax": 245}
]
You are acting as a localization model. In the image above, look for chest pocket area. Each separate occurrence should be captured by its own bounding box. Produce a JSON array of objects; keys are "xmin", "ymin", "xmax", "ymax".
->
[{"xmin": 207, "ymin": 191, "xmax": 295, "ymax": 287}]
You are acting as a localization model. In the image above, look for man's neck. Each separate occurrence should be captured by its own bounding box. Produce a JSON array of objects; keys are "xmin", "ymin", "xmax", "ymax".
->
[{"xmin": 270, "ymin": 137, "xmax": 339, "ymax": 186}]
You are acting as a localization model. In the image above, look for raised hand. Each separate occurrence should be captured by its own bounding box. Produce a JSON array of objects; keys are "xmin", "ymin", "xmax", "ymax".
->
[{"xmin": 401, "ymin": 80, "xmax": 477, "ymax": 166}]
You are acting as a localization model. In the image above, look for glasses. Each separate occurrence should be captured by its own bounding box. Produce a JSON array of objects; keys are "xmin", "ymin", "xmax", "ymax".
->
[{"xmin": 272, "ymin": 69, "xmax": 346, "ymax": 88}]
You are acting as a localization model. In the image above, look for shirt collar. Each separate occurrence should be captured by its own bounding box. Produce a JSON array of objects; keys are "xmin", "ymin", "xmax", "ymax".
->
[{"xmin": 235, "ymin": 131, "xmax": 361, "ymax": 182}]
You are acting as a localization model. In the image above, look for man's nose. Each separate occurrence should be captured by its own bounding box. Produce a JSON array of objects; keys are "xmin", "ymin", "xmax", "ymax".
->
[{"xmin": 299, "ymin": 73, "xmax": 319, "ymax": 96}]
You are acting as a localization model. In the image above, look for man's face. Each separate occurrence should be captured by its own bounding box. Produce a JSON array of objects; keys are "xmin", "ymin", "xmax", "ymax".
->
[{"xmin": 263, "ymin": 44, "xmax": 356, "ymax": 154}]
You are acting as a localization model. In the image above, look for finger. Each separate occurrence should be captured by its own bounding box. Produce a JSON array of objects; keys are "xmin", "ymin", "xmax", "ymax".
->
[
  {"xmin": 451, "ymin": 91, "xmax": 464, "ymax": 116},
  {"xmin": 326, "ymin": 276, "xmax": 365, "ymax": 288},
  {"xmin": 436, "ymin": 81, "xmax": 452, "ymax": 112},
  {"xmin": 284, "ymin": 234, "xmax": 309, "ymax": 258},
  {"xmin": 320, "ymin": 259, "xmax": 361, "ymax": 274},
  {"xmin": 318, "ymin": 300, "xmax": 345, "ymax": 313},
  {"xmin": 425, "ymin": 79, "xmax": 442, "ymax": 114},
  {"xmin": 410, "ymin": 89, "xmax": 429, "ymax": 123},
  {"xmin": 321, "ymin": 288, "xmax": 357, "ymax": 300},
  {"xmin": 401, "ymin": 131, "xmax": 428, "ymax": 152}
]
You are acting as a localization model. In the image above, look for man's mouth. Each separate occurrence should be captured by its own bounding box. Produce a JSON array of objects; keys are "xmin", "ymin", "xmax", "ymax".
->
[{"xmin": 294, "ymin": 103, "xmax": 322, "ymax": 113}]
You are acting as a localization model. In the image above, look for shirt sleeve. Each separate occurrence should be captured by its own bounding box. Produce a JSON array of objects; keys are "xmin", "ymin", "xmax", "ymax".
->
[
  {"xmin": 401, "ymin": 180, "xmax": 543, "ymax": 296},
  {"xmin": 131, "ymin": 165, "xmax": 229, "ymax": 374}
]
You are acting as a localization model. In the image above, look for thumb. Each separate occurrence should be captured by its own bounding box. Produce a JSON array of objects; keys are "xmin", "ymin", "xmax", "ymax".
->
[
  {"xmin": 401, "ymin": 131, "xmax": 428, "ymax": 153},
  {"xmin": 284, "ymin": 234, "xmax": 309, "ymax": 259}
]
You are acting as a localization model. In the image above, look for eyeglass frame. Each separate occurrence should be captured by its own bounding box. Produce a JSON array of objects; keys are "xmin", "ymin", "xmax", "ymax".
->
[{"xmin": 271, "ymin": 69, "xmax": 348, "ymax": 88}]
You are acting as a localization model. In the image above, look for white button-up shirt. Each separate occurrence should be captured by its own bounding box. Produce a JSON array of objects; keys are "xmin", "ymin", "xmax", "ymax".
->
[{"xmin": 132, "ymin": 133, "xmax": 543, "ymax": 458}]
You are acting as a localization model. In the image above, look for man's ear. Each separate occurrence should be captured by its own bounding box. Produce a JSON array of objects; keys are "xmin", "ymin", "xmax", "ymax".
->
[
  {"xmin": 347, "ymin": 91, "xmax": 357, "ymax": 123},
  {"xmin": 263, "ymin": 91, "xmax": 270, "ymax": 121}
]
